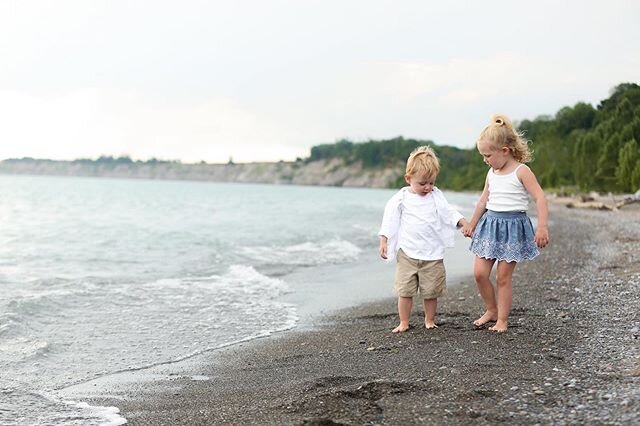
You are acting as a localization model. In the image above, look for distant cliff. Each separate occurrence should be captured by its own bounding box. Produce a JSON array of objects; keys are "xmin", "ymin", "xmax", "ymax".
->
[{"xmin": 0, "ymin": 158, "xmax": 404, "ymax": 189}]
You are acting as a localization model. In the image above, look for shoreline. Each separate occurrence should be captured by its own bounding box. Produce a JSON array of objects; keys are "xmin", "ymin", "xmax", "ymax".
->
[{"xmin": 82, "ymin": 203, "xmax": 639, "ymax": 425}]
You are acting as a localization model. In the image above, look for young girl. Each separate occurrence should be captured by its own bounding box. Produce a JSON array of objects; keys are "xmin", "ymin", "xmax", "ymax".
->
[{"xmin": 462, "ymin": 115, "xmax": 549, "ymax": 332}]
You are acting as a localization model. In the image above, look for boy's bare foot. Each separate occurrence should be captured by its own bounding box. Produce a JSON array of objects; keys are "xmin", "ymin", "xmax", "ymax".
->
[
  {"xmin": 489, "ymin": 321, "xmax": 508, "ymax": 333},
  {"xmin": 473, "ymin": 311, "xmax": 497, "ymax": 327},
  {"xmin": 424, "ymin": 321, "xmax": 438, "ymax": 329},
  {"xmin": 392, "ymin": 324, "xmax": 411, "ymax": 333}
]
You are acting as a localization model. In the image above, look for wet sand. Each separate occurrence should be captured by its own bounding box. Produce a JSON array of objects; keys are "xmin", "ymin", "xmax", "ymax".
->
[{"xmin": 91, "ymin": 203, "xmax": 640, "ymax": 425}]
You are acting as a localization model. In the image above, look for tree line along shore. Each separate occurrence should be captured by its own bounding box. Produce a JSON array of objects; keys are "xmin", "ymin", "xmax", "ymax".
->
[{"xmin": 2, "ymin": 82, "xmax": 639, "ymax": 193}]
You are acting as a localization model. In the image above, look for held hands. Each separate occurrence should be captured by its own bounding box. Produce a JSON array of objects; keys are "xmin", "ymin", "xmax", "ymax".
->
[
  {"xmin": 460, "ymin": 220, "xmax": 474, "ymax": 238},
  {"xmin": 535, "ymin": 226, "xmax": 550, "ymax": 248},
  {"xmin": 379, "ymin": 236, "xmax": 388, "ymax": 259}
]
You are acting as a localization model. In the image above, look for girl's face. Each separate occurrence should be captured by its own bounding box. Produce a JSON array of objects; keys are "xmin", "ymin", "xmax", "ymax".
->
[
  {"xmin": 405, "ymin": 173, "xmax": 435, "ymax": 196},
  {"xmin": 477, "ymin": 139, "xmax": 510, "ymax": 170}
]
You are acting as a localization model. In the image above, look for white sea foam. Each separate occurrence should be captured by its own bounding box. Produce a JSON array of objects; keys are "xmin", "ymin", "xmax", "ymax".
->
[
  {"xmin": 0, "ymin": 387, "xmax": 128, "ymax": 426},
  {"xmin": 70, "ymin": 401, "xmax": 127, "ymax": 426},
  {"xmin": 191, "ymin": 375, "xmax": 210, "ymax": 381},
  {"xmin": 146, "ymin": 264, "xmax": 291, "ymax": 296},
  {"xmin": 239, "ymin": 239, "xmax": 362, "ymax": 267}
]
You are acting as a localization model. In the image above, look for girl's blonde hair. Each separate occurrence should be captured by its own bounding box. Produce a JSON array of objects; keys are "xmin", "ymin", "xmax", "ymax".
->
[
  {"xmin": 478, "ymin": 114, "xmax": 532, "ymax": 163},
  {"xmin": 406, "ymin": 145, "xmax": 440, "ymax": 178}
]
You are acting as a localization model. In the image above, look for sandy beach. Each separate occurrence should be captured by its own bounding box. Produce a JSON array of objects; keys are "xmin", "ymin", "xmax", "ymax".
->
[{"xmin": 88, "ymin": 201, "xmax": 640, "ymax": 425}]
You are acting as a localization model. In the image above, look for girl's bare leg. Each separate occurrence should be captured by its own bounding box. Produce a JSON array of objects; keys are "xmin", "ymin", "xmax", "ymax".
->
[
  {"xmin": 473, "ymin": 256, "xmax": 498, "ymax": 326},
  {"xmin": 393, "ymin": 296, "xmax": 413, "ymax": 333},
  {"xmin": 489, "ymin": 260, "xmax": 517, "ymax": 332},
  {"xmin": 423, "ymin": 298, "xmax": 438, "ymax": 329}
]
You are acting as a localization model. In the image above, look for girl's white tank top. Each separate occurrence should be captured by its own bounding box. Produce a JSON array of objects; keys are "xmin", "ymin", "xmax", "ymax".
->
[{"xmin": 486, "ymin": 164, "xmax": 529, "ymax": 212}]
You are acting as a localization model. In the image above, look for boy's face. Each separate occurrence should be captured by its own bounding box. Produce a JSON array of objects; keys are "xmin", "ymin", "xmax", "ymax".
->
[{"xmin": 405, "ymin": 173, "xmax": 436, "ymax": 196}]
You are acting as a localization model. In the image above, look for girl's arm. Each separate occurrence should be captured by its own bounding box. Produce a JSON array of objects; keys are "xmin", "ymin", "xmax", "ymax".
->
[
  {"xmin": 518, "ymin": 165, "xmax": 549, "ymax": 248},
  {"xmin": 462, "ymin": 177, "xmax": 489, "ymax": 237}
]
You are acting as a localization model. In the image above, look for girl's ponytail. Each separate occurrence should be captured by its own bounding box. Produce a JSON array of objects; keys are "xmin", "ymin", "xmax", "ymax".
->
[{"xmin": 480, "ymin": 114, "xmax": 532, "ymax": 163}]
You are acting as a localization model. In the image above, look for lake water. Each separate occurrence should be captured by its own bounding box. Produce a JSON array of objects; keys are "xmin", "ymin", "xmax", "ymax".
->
[{"xmin": 0, "ymin": 175, "xmax": 477, "ymax": 425}]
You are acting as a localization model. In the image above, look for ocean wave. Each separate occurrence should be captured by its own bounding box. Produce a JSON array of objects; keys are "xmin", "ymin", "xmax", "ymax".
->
[
  {"xmin": 0, "ymin": 336, "xmax": 50, "ymax": 361},
  {"xmin": 238, "ymin": 239, "xmax": 362, "ymax": 268},
  {"xmin": 0, "ymin": 315, "xmax": 16, "ymax": 336},
  {"xmin": 2, "ymin": 264, "xmax": 298, "ymax": 386},
  {"xmin": 4, "ymin": 281, "xmax": 101, "ymax": 308},
  {"xmin": 146, "ymin": 264, "xmax": 291, "ymax": 297}
]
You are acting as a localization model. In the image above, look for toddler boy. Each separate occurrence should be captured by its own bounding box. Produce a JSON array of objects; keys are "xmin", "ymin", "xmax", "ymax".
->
[{"xmin": 379, "ymin": 146, "xmax": 468, "ymax": 332}]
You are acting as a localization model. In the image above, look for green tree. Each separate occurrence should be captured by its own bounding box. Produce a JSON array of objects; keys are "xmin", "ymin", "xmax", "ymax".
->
[
  {"xmin": 555, "ymin": 103, "xmax": 596, "ymax": 135},
  {"xmin": 596, "ymin": 133, "xmax": 623, "ymax": 190},
  {"xmin": 631, "ymin": 159, "xmax": 640, "ymax": 192},
  {"xmin": 616, "ymin": 139, "xmax": 640, "ymax": 192},
  {"xmin": 573, "ymin": 131, "xmax": 600, "ymax": 190}
]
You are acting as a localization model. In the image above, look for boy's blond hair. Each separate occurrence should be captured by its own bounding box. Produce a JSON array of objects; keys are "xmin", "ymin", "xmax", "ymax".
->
[
  {"xmin": 478, "ymin": 114, "xmax": 532, "ymax": 163},
  {"xmin": 405, "ymin": 146, "xmax": 440, "ymax": 178}
]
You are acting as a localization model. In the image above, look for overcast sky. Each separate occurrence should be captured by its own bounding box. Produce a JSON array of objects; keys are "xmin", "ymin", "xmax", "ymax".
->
[{"xmin": 1, "ymin": 1, "xmax": 638, "ymax": 163}]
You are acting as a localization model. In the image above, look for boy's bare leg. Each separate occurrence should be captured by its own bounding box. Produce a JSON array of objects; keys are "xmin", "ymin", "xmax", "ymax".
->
[
  {"xmin": 473, "ymin": 256, "xmax": 498, "ymax": 326},
  {"xmin": 489, "ymin": 261, "xmax": 516, "ymax": 332},
  {"xmin": 423, "ymin": 298, "xmax": 438, "ymax": 329},
  {"xmin": 393, "ymin": 296, "xmax": 413, "ymax": 333}
]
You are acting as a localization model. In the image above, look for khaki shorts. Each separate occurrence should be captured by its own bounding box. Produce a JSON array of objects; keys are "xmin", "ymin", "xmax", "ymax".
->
[{"xmin": 395, "ymin": 249, "xmax": 447, "ymax": 299}]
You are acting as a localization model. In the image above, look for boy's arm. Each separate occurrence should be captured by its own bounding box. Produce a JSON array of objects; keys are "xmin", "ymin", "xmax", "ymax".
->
[
  {"xmin": 378, "ymin": 191, "xmax": 401, "ymax": 259},
  {"xmin": 378, "ymin": 196, "xmax": 396, "ymax": 238},
  {"xmin": 379, "ymin": 236, "xmax": 388, "ymax": 259},
  {"xmin": 379, "ymin": 189, "xmax": 405, "ymax": 235},
  {"xmin": 436, "ymin": 188, "xmax": 467, "ymax": 228},
  {"xmin": 457, "ymin": 217, "xmax": 470, "ymax": 228}
]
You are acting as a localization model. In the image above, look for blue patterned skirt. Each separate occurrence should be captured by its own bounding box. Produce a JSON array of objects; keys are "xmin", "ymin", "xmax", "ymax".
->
[{"xmin": 469, "ymin": 210, "xmax": 539, "ymax": 263}]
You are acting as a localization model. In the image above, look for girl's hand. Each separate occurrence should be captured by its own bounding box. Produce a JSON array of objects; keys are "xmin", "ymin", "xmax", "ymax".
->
[
  {"xmin": 379, "ymin": 237, "xmax": 388, "ymax": 259},
  {"xmin": 535, "ymin": 226, "xmax": 549, "ymax": 248}
]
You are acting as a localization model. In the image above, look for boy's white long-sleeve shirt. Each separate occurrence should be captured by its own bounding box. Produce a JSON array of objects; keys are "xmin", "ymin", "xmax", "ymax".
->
[{"xmin": 378, "ymin": 186, "xmax": 463, "ymax": 262}]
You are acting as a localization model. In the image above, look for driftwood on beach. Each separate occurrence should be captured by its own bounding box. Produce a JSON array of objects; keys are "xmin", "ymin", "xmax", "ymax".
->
[{"xmin": 564, "ymin": 192, "xmax": 640, "ymax": 211}]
